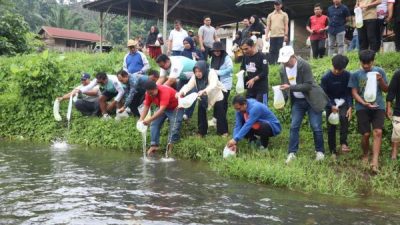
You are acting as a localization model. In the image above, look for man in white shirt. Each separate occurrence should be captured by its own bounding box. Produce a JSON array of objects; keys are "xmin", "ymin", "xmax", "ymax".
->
[
  {"xmin": 198, "ymin": 16, "xmax": 218, "ymax": 61},
  {"xmin": 168, "ymin": 20, "xmax": 188, "ymax": 56}
]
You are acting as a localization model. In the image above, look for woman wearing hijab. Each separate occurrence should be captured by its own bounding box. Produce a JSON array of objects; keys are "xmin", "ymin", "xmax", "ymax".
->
[
  {"xmin": 181, "ymin": 37, "xmax": 204, "ymax": 61},
  {"xmin": 145, "ymin": 26, "xmax": 163, "ymax": 59},
  {"xmin": 178, "ymin": 61, "xmax": 228, "ymax": 137},
  {"xmin": 210, "ymin": 41, "xmax": 233, "ymax": 127},
  {"xmin": 249, "ymin": 15, "xmax": 265, "ymax": 52}
]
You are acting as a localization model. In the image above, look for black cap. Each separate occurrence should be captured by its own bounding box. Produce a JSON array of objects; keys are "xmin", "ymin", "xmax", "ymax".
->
[{"xmin": 211, "ymin": 41, "xmax": 225, "ymax": 51}]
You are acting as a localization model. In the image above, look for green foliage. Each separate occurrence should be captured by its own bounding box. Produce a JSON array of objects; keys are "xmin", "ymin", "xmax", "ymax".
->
[
  {"xmin": 0, "ymin": 12, "xmax": 31, "ymax": 56},
  {"xmin": 0, "ymin": 51, "xmax": 400, "ymax": 198}
]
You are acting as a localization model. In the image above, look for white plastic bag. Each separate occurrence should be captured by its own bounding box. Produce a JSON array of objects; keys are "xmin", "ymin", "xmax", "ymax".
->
[
  {"xmin": 250, "ymin": 35, "xmax": 257, "ymax": 42},
  {"xmin": 66, "ymin": 95, "xmax": 73, "ymax": 122},
  {"xmin": 136, "ymin": 121, "xmax": 148, "ymax": 133},
  {"xmin": 328, "ymin": 99, "xmax": 345, "ymax": 125},
  {"xmin": 53, "ymin": 99, "xmax": 62, "ymax": 121},
  {"xmin": 272, "ymin": 85, "xmax": 285, "ymax": 109},
  {"xmin": 364, "ymin": 72, "xmax": 377, "ymax": 103},
  {"xmin": 115, "ymin": 110, "xmax": 129, "ymax": 121},
  {"xmin": 236, "ymin": 70, "xmax": 245, "ymax": 94},
  {"xmin": 178, "ymin": 92, "xmax": 198, "ymax": 108},
  {"xmin": 223, "ymin": 145, "xmax": 236, "ymax": 158},
  {"xmin": 354, "ymin": 7, "xmax": 363, "ymax": 28}
]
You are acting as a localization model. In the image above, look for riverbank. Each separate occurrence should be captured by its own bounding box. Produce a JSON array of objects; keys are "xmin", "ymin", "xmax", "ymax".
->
[{"xmin": 0, "ymin": 51, "xmax": 399, "ymax": 198}]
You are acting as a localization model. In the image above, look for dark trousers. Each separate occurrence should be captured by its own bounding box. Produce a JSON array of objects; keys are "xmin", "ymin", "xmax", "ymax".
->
[
  {"xmin": 214, "ymin": 90, "xmax": 230, "ymax": 131},
  {"xmin": 376, "ymin": 19, "xmax": 385, "ymax": 49},
  {"xmin": 326, "ymin": 105, "xmax": 350, "ymax": 154},
  {"xmin": 358, "ymin": 19, "xmax": 379, "ymax": 52},
  {"xmin": 128, "ymin": 91, "xmax": 145, "ymax": 117},
  {"xmin": 74, "ymin": 99, "xmax": 99, "ymax": 116},
  {"xmin": 245, "ymin": 122, "xmax": 274, "ymax": 148},
  {"xmin": 394, "ymin": 21, "xmax": 400, "ymax": 52},
  {"xmin": 246, "ymin": 92, "xmax": 268, "ymax": 105},
  {"xmin": 198, "ymin": 99, "xmax": 228, "ymax": 136},
  {"xmin": 201, "ymin": 46, "xmax": 212, "ymax": 61},
  {"xmin": 311, "ymin": 39, "xmax": 326, "ymax": 59},
  {"xmin": 269, "ymin": 37, "xmax": 284, "ymax": 64}
]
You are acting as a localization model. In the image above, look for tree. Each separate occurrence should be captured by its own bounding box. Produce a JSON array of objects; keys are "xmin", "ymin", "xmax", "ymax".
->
[
  {"xmin": 48, "ymin": 6, "xmax": 85, "ymax": 30},
  {"xmin": 0, "ymin": 12, "xmax": 31, "ymax": 55}
]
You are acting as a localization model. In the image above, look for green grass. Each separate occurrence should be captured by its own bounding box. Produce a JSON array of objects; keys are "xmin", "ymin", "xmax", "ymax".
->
[{"xmin": 0, "ymin": 50, "xmax": 399, "ymax": 198}]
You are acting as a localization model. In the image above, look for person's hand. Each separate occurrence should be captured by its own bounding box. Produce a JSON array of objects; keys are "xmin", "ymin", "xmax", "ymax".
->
[
  {"xmin": 386, "ymin": 107, "xmax": 393, "ymax": 119},
  {"xmin": 56, "ymin": 97, "xmax": 63, "ymax": 101},
  {"xmin": 376, "ymin": 73, "xmax": 383, "ymax": 81},
  {"xmin": 284, "ymin": 35, "xmax": 288, "ymax": 43},
  {"xmin": 143, "ymin": 119, "xmax": 151, "ymax": 126},
  {"xmin": 200, "ymin": 46, "xmax": 205, "ymax": 52},
  {"xmin": 167, "ymin": 49, "xmax": 171, "ymax": 56},
  {"xmin": 265, "ymin": 36, "xmax": 270, "ymax": 42},
  {"xmin": 359, "ymin": 3, "xmax": 368, "ymax": 10},
  {"xmin": 280, "ymin": 84, "xmax": 290, "ymax": 90},
  {"xmin": 175, "ymin": 92, "xmax": 183, "ymax": 99},
  {"xmin": 319, "ymin": 29, "xmax": 325, "ymax": 33},
  {"xmin": 246, "ymin": 78, "xmax": 256, "ymax": 89},
  {"xmin": 346, "ymin": 107, "xmax": 352, "ymax": 121},
  {"xmin": 198, "ymin": 90, "xmax": 206, "ymax": 97},
  {"xmin": 386, "ymin": 16, "xmax": 392, "ymax": 24},
  {"xmin": 230, "ymin": 144, "xmax": 237, "ymax": 152},
  {"xmin": 227, "ymin": 139, "xmax": 237, "ymax": 148},
  {"xmin": 331, "ymin": 106, "xmax": 339, "ymax": 113},
  {"xmin": 364, "ymin": 102, "xmax": 379, "ymax": 109},
  {"xmin": 118, "ymin": 106, "xmax": 126, "ymax": 113}
]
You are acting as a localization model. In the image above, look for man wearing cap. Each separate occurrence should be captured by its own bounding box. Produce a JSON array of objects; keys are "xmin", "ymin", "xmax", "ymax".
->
[
  {"xmin": 198, "ymin": 15, "xmax": 218, "ymax": 61},
  {"xmin": 123, "ymin": 39, "xmax": 150, "ymax": 74},
  {"xmin": 57, "ymin": 73, "xmax": 100, "ymax": 116},
  {"xmin": 277, "ymin": 46, "xmax": 329, "ymax": 164},
  {"xmin": 266, "ymin": 0, "xmax": 289, "ymax": 64},
  {"xmin": 327, "ymin": 0, "xmax": 351, "ymax": 55},
  {"xmin": 78, "ymin": 72, "xmax": 125, "ymax": 119}
]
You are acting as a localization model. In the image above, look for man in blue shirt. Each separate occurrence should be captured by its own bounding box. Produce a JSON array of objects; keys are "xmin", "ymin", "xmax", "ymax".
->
[
  {"xmin": 348, "ymin": 50, "xmax": 388, "ymax": 173},
  {"xmin": 123, "ymin": 39, "xmax": 150, "ymax": 74},
  {"xmin": 327, "ymin": 0, "xmax": 351, "ymax": 56},
  {"xmin": 227, "ymin": 95, "xmax": 281, "ymax": 151}
]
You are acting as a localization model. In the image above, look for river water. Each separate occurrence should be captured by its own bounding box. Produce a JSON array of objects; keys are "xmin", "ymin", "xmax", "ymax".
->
[{"xmin": 0, "ymin": 141, "xmax": 399, "ymax": 225}]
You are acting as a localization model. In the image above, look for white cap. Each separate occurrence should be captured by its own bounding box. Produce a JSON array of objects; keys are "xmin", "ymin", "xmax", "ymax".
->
[{"xmin": 277, "ymin": 45, "xmax": 295, "ymax": 63}]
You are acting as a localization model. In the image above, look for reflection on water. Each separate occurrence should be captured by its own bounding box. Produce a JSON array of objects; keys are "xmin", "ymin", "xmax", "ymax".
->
[{"xmin": 0, "ymin": 141, "xmax": 399, "ymax": 225}]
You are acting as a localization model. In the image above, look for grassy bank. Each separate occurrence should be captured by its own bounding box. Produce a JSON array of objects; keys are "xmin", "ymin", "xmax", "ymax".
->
[{"xmin": 0, "ymin": 50, "xmax": 399, "ymax": 198}]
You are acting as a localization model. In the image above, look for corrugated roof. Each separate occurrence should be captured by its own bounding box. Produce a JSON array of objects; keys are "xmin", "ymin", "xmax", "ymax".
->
[
  {"xmin": 236, "ymin": 0, "xmax": 275, "ymax": 7},
  {"xmin": 39, "ymin": 26, "xmax": 102, "ymax": 42}
]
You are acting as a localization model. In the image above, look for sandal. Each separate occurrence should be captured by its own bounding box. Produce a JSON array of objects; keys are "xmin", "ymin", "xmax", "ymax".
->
[
  {"xmin": 341, "ymin": 145, "xmax": 351, "ymax": 153},
  {"xmin": 370, "ymin": 164, "xmax": 379, "ymax": 174}
]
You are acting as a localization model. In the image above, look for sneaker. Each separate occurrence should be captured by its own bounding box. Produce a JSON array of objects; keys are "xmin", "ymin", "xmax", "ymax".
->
[
  {"xmin": 102, "ymin": 114, "xmax": 111, "ymax": 120},
  {"xmin": 183, "ymin": 114, "xmax": 188, "ymax": 121},
  {"xmin": 285, "ymin": 153, "xmax": 296, "ymax": 164},
  {"xmin": 315, "ymin": 152, "xmax": 325, "ymax": 161}
]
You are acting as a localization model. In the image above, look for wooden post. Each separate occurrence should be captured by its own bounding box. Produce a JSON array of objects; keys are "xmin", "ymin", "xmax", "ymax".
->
[
  {"xmin": 100, "ymin": 12, "xmax": 103, "ymax": 53},
  {"xmin": 127, "ymin": 0, "xmax": 132, "ymax": 41},
  {"xmin": 162, "ymin": 0, "xmax": 168, "ymax": 53}
]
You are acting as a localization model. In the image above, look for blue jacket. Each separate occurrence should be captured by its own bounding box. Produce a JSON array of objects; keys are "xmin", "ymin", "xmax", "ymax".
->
[
  {"xmin": 233, "ymin": 99, "xmax": 281, "ymax": 142},
  {"xmin": 214, "ymin": 55, "xmax": 233, "ymax": 90},
  {"xmin": 123, "ymin": 51, "xmax": 149, "ymax": 74}
]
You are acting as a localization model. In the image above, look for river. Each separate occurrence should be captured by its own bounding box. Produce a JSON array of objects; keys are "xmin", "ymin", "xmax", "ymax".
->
[{"xmin": 0, "ymin": 141, "xmax": 399, "ymax": 225}]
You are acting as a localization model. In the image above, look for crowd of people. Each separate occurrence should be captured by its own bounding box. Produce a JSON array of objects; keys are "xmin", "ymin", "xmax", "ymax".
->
[{"xmin": 58, "ymin": 0, "xmax": 400, "ymax": 173}]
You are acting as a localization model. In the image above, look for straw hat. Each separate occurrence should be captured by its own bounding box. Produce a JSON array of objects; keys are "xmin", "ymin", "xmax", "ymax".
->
[{"xmin": 127, "ymin": 39, "xmax": 138, "ymax": 47}]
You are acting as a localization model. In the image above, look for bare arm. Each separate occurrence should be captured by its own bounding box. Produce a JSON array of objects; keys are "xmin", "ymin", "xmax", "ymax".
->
[
  {"xmin": 139, "ymin": 105, "xmax": 150, "ymax": 121},
  {"xmin": 85, "ymin": 89, "xmax": 99, "ymax": 96},
  {"xmin": 163, "ymin": 78, "xmax": 177, "ymax": 87},
  {"xmin": 168, "ymin": 39, "xmax": 173, "ymax": 53},
  {"xmin": 378, "ymin": 75, "xmax": 389, "ymax": 92},
  {"xmin": 156, "ymin": 76, "xmax": 167, "ymax": 85},
  {"xmin": 147, "ymin": 105, "xmax": 167, "ymax": 123},
  {"xmin": 351, "ymin": 87, "xmax": 367, "ymax": 105},
  {"xmin": 387, "ymin": 2, "xmax": 394, "ymax": 21}
]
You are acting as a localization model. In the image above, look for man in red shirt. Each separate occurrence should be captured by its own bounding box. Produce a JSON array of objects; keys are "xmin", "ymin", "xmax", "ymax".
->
[
  {"xmin": 139, "ymin": 81, "xmax": 184, "ymax": 155},
  {"xmin": 306, "ymin": 3, "xmax": 329, "ymax": 59}
]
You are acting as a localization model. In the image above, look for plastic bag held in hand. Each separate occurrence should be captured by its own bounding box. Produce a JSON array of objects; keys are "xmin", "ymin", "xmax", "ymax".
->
[
  {"xmin": 236, "ymin": 70, "xmax": 245, "ymax": 94},
  {"xmin": 53, "ymin": 99, "xmax": 62, "ymax": 121},
  {"xmin": 328, "ymin": 98, "xmax": 345, "ymax": 125},
  {"xmin": 223, "ymin": 145, "xmax": 236, "ymax": 159},
  {"xmin": 272, "ymin": 85, "xmax": 285, "ymax": 109},
  {"xmin": 364, "ymin": 72, "xmax": 377, "ymax": 103},
  {"xmin": 354, "ymin": 7, "xmax": 363, "ymax": 28},
  {"xmin": 136, "ymin": 121, "xmax": 148, "ymax": 133},
  {"xmin": 178, "ymin": 92, "xmax": 198, "ymax": 108}
]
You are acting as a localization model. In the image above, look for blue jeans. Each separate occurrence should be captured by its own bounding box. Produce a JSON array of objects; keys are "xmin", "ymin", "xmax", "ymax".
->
[
  {"xmin": 288, "ymin": 98, "xmax": 324, "ymax": 153},
  {"xmin": 150, "ymin": 108, "xmax": 184, "ymax": 146},
  {"xmin": 348, "ymin": 35, "xmax": 359, "ymax": 51},
  {"xmin": 171, "ymin": 50, "xmax": 182, "ymax": 56}
]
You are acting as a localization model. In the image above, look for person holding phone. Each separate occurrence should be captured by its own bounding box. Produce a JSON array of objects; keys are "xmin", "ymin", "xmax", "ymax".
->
[{"xmin": 348, "ymin": 50, "xmax": 388, "ymax": 173}]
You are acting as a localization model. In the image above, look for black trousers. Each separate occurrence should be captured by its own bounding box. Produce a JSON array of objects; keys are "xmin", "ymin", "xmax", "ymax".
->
[
  {"xmin": 202, "ymin": 46, "xmax": 212, "ymax": 61},
  {"xmin": 311, "ymin": 39, "xmax": 326, "ymax": 59},
  {"xmin": 198, "ymin": 99, "xmax": 228, "ymax": 136},
  {"xmin": 214, "ymin": 90, "xmax": 230, "ymax": 126},
  {"xmin": 358, "ymin": 19, "xmax": 379, "ymax": 52},
  {"xmin": 245, "ymin": 122, "xmax": 274, "ymax": 148},
  {"xmin": 128, "ymin": 91, "xmax": 145, "ymax": 117},
  {"xmin": 269, "ymin": 37, "xmax": 284, "ymax": 64},
  {"xmin": 376, "ymin": 19, "xmax": 385, "ymax": 49},
  {"xmin": 394, "ymin": 21, "xmax": 400, "ymax": 52},
  {"xmin": 74, "ymin": 99, "xmax": 99, "ymax": 116},
  {"xmin": 326, "ymin": 105, "xmax": 350, "ymax": 154}
]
